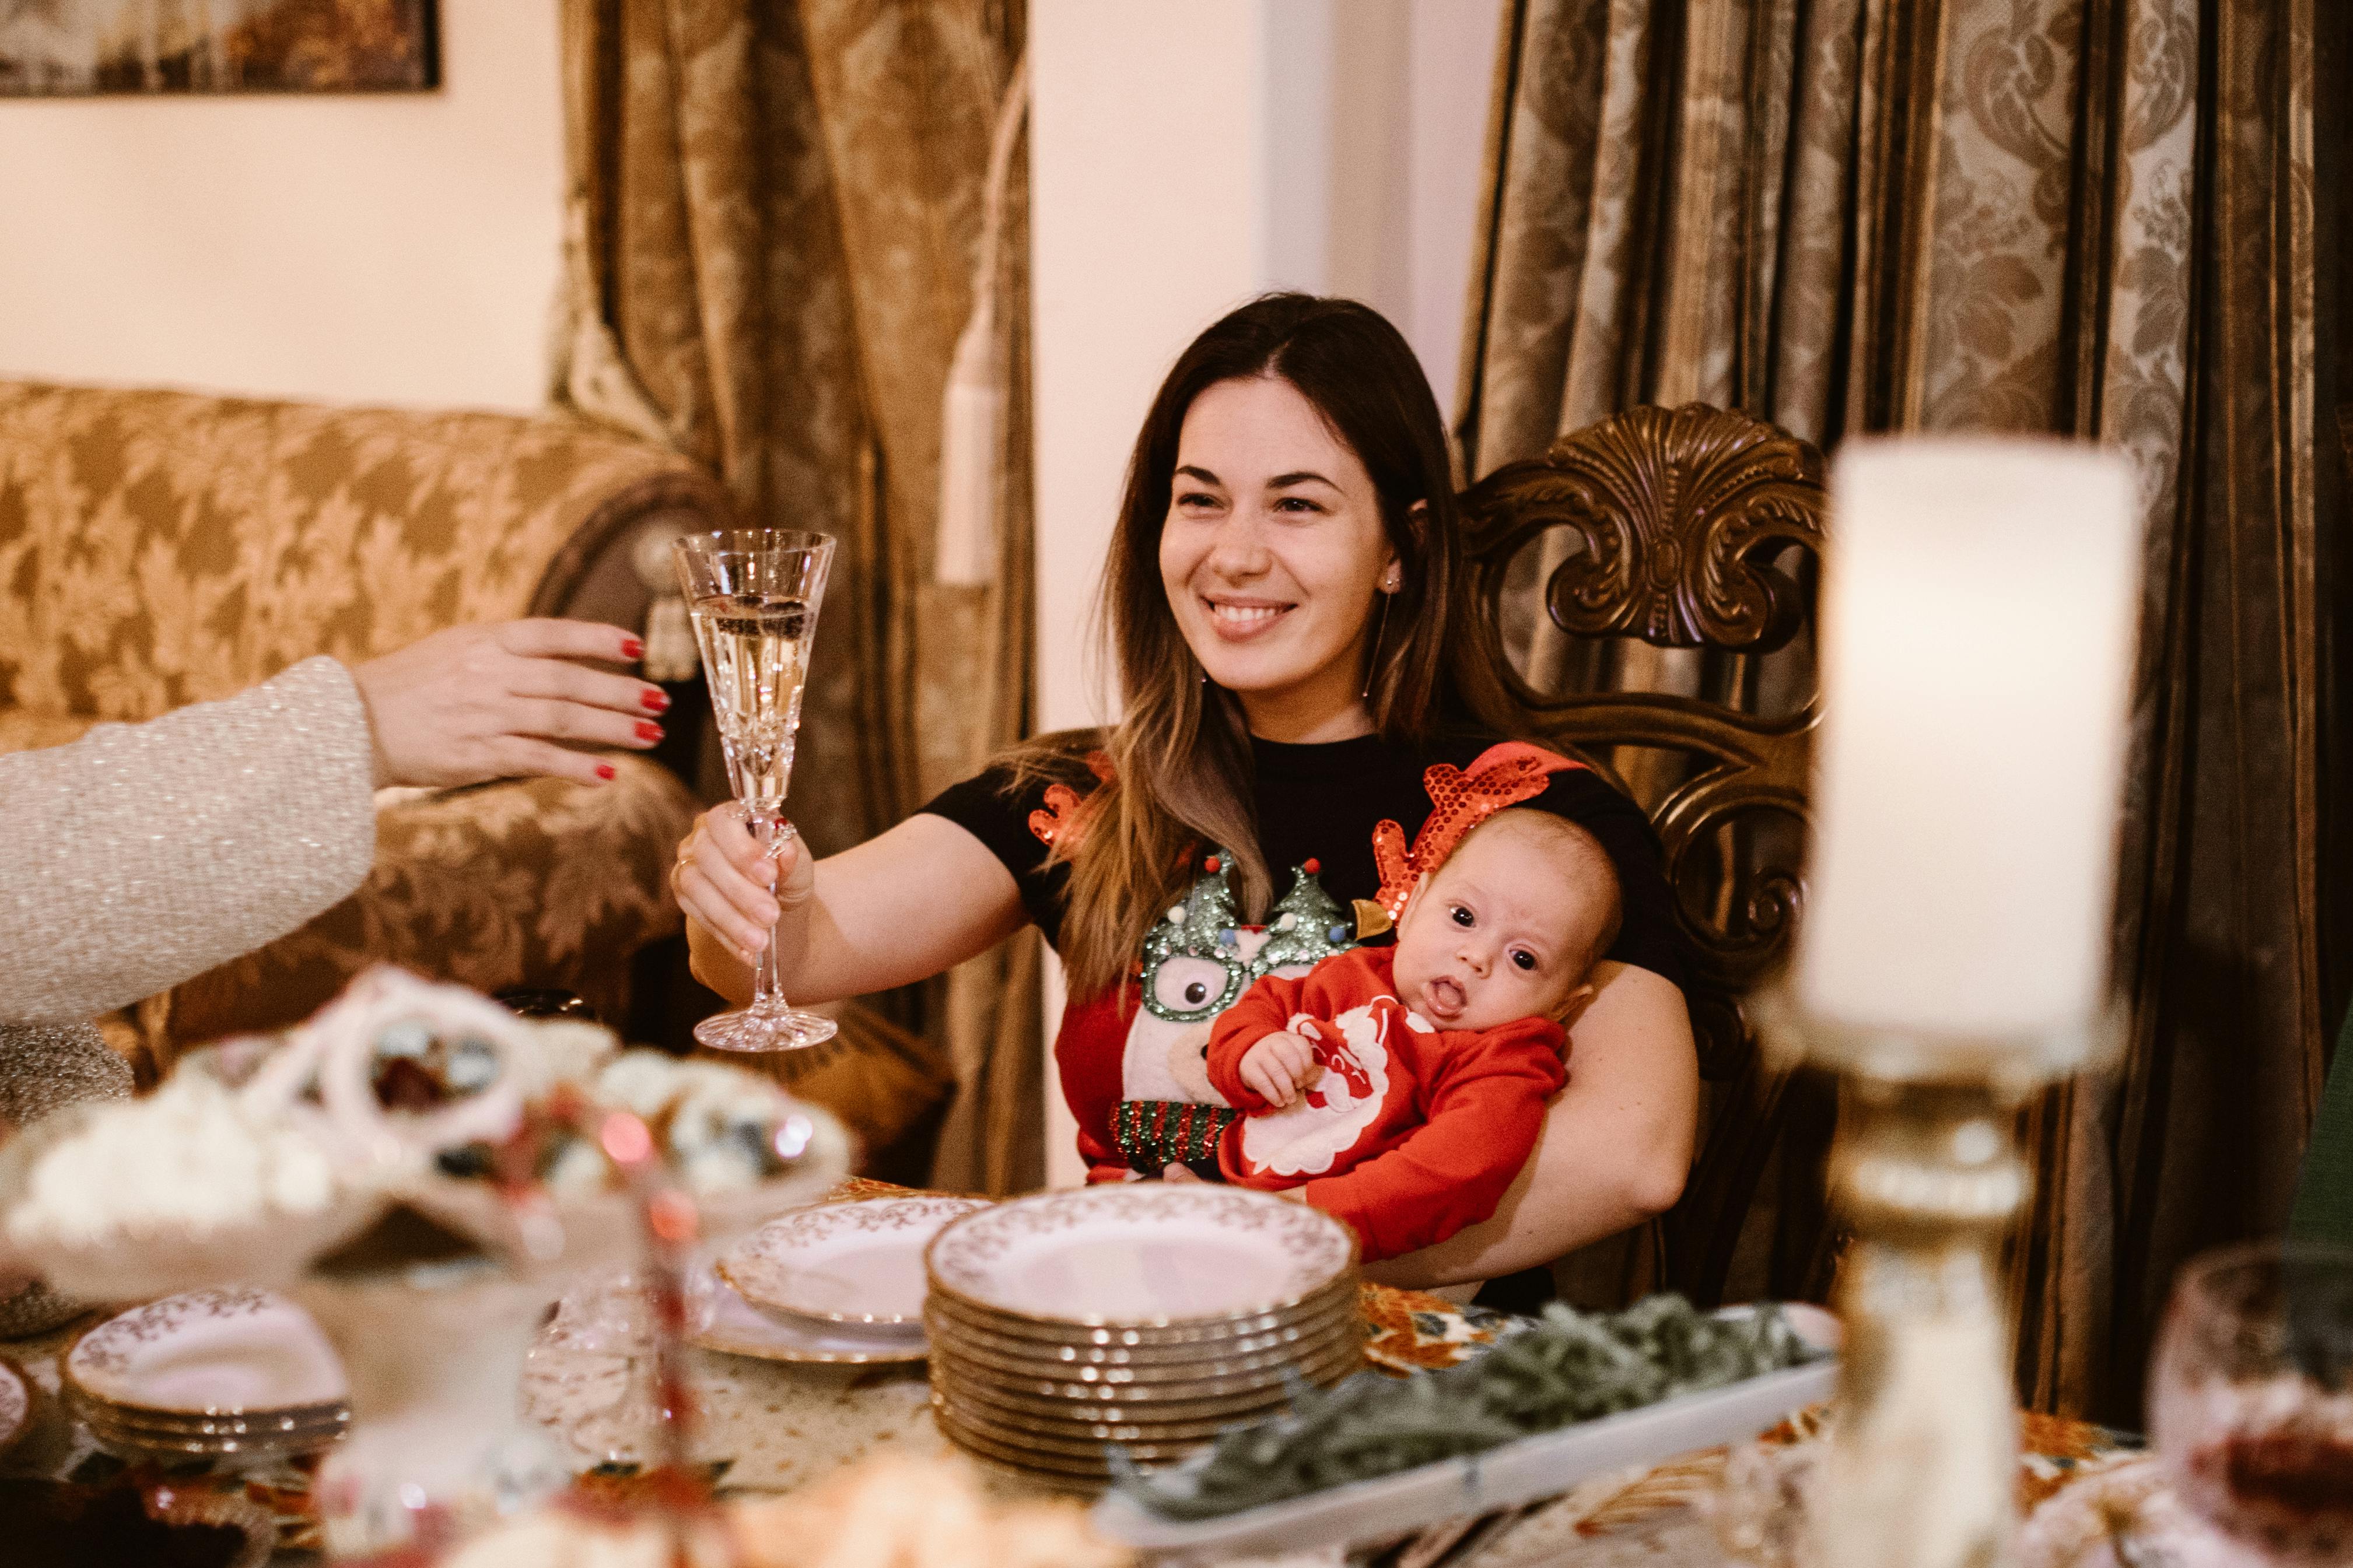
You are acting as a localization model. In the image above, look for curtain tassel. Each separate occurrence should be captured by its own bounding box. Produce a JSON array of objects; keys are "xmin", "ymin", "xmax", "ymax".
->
[{"xmin": 935, "ymin": 55, "xmax": 1028, "ymax": 589}]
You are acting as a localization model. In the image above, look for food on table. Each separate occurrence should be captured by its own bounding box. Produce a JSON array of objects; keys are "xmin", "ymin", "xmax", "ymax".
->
[
  {"xmin": 421, "ymin": 1052, "xmax": 827, "ymax": 1202},
  {"xmin": 729, "ymin": 1455, "xmax": 1130, "ymax": 1568},
  {"xmin": 437, "ymin": 1456, "xmax": 1128, "ymax": 1568},
  {"xmin": 2015, "ymin": 1456, "xmax": 2212, "ymax": 1568},
  {"xmin": 306, "ymin": 969, "xmax": 611, "ymax": 1168},
  {"xmin": 593, "ymin": 1053, "xmax": 822, "ymax": 1194},
  {"xmin": 2172, "ymin": 1371, "xmax": 2353, "ymax": 1559},
  {"xmin": 439, "ymin": 1508, "xmax": 734, "ymax": 1568},
  {"xmin": 183, "ymin": 969, "xmax": 614, "ymax": 1172},
  {"xmin": 2, "ymin": 1074, "xmax": 338, "ymax": 1252},
  {"xmin": 1119, "ymin": 1293, "xmax": 1825, "ymax": 1520},
  {"xmin": 0, "ymin": 968, "xmax": 840, "ymax": 1293}
]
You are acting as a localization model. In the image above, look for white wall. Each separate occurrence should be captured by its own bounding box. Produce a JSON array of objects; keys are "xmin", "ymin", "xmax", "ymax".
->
[
  {"xmin": 1030, "ymin": 0, "xmax": 1502, "ymax": 736},
  {"xmin": 0, "ymin": 0, "xmax": 563, "ymax": 414},
  {"xmin": 1028, "ymin": 0, "xmax": 1505, "ymax": 1184},
  {"xmin": 1406, "ymin": 0, "xmax": 1509, "ymax": 418}
]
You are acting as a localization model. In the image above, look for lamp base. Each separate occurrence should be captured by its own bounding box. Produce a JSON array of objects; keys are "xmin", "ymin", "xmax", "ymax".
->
[{"xmin": 1816, "ymin": 1075, "xmax": 2035, "ymax": 1568}]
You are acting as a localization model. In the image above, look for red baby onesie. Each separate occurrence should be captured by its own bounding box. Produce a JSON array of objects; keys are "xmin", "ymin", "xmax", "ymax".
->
[{"xmin": 1205, "ymin": 945, "xmax": 1568, "ymax": 1262}]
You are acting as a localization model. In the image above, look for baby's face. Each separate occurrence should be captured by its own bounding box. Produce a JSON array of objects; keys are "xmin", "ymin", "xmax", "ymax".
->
[{"xmin": 1389, "ymin": 822, "xmax": 1602, "ymax": 1033}]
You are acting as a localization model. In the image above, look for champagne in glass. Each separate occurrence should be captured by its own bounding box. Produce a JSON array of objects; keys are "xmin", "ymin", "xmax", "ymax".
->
[
  {"xmin": 673, "ymin": 529, "xmax": 838, "ymax": 1053},
  {"xmin": 692, "ymin": 592, "xmax": 813, "ymax": 811}
]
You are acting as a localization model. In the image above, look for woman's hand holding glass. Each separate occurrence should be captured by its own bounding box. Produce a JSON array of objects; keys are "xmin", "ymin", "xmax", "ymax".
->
[
  {"xmin": 674, "ymin": 802, "xmax": 810, "ymax": 975},
  {"xmin": 351, "ymin": 619, "xmax": 668, "ymax": 790}
]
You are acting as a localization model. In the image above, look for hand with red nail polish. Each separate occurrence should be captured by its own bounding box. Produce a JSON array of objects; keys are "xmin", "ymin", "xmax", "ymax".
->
[{"xmin": 350, "ymin": 619, "xmax": 670, "ymax": 789}]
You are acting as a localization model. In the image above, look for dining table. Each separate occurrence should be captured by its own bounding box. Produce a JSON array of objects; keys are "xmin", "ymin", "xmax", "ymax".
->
[{"xmin": 0, "ymin": 1177, "xmax": 2146, "ymax": 1566}]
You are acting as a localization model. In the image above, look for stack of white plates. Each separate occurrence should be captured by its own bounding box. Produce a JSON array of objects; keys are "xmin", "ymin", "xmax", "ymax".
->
[
  {"xmin": 700, "ymin": 1195, "xmax": 989, "ymax": 1364},
  {"xmin": 62, "ymin": 1288, "xmax": 348, "ymax": 1461},
  {"xmin": 923, "ymin": 1185, "xmax": 1361, "ymax": 1486}
]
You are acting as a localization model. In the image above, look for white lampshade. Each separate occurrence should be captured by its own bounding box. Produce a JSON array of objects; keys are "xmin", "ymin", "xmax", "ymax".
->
[{"xmin": 1794, "ymin": 436, "xmax": 2141, "ymax": 1044}]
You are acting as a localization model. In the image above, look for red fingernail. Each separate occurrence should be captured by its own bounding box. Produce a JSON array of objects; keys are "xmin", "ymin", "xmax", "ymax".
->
[
  {"xmin": 640, "ymin": 689, "xmax": 670, "ymax": 713},
  {"xmin": 596, "ymin": 762, "xmax": 617, "ymax": 781},
  {"xmin": 636, "ymin": 720, "xmax": 664, "ymax": 743},
  {"xmin": 621, "ymin": 636, "xmax": 645, "ymax": 660}
]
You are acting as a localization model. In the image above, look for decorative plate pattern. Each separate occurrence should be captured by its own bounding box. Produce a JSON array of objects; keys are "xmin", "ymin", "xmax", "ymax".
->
[
  {"xmin": 718, "ymin": 1197, "xmax": 988, "ymax": 1326},
  {"xmin": 922, "ymin": 1273, "xmax": 1358, "ymax": 1352},
  {"xmin": 66, "ymin": 1288, "xmax": 346, "ymax": 1415},
  {"xmin": 925, "ymin": 1313, "xmax": 1362, "ymax": 1391},
  {"xmin": 687, "ymin": 1273, "xmax": 932, "ymax": 1366},
  {"xmin": 2016, "ymin": 1453, "xmax": 2238, "ymax": 1568},
  {"xmin": 925, "ymin": 1186, "xmax": 1355, "ymax": 1325},
  {"xmin": 923, "ymin": 1298, "xmax": 1357, "ymax": 1371}
]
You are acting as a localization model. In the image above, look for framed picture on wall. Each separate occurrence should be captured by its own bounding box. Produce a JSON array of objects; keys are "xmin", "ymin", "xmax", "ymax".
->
[{"xmin": 0, "ymin": 1, "xmax": 439, "ymax": 96}]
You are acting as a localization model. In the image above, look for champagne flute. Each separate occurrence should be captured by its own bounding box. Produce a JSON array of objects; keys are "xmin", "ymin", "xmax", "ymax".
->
[{"xmin": 673, "ymin": 528, "xmax": 838, "ymax": 1052}]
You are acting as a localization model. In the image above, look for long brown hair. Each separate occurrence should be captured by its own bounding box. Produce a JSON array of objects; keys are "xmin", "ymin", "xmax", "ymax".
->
[{"xmin": 1036, "ymin": 293, "xmax": 1517, "ymax": 997}]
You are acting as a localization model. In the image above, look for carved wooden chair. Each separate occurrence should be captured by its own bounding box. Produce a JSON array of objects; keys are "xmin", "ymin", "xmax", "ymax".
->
[{"xmin": 1456, "ymin": 404, "xmax": 1833, "ymax": 1307}]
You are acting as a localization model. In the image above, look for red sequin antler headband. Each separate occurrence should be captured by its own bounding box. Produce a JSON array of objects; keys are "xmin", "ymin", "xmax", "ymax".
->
[
  {"xmin": 1370, "ymin": 742, "xmax": 1584, "ymax": 923},
  {"xmin": 1027, "ymin": 751, "xmax": 1118, "ymax": 851}
]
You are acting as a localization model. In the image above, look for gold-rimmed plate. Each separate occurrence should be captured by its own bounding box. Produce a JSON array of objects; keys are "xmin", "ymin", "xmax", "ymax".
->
[
  {"xmin": 719, "ymin": 1197, "xmax": 988, "ymax": 1328},
  {"xmin": 926, "ymin": 1186, "xmax": 1355, "ymax": 1329},
  {"xmin": 922, "ymin": 1272, "xmax": 1358, "ymax": 1352},
  {"xmin": 935, "ymin": 1334, "xmax": 1361, "ymax": 1409},
  {"xmin": 931, "ymin": 1348, "xmax": 1356, "ymax": 1426},
  {"xmin": 934, "ymin": 1370, "xmax": 1316, "ymax": 1444},
  {"xmin": 924, "ymin": 1313, "xmax": 1360, "ymax": 1388},
  {"xmin": 76, "ymin": 1399, "xmax": 345, "ymax": 1460},
  {"xmin": 688, "ymin": 1271, "xmax": 930, "ymax": 1364},
  {"xmin": 930, "ymin": 1400, "xmax": 1130, "ymax": 1483},
  {"xmin": 64, "ymin": 1289, "xmax": 346, "ymax": 1420},
  {"xmin": 933, "ymin": 1388, "xmax": 1218, "ymax": 1464},
  {"xmin": 70, "ymin": 1391, "xmax": 348, "ymax": 1440},
  {"xmin": 922, "ymin": 1297, "xmax": 1364, "ymax": 1363}
]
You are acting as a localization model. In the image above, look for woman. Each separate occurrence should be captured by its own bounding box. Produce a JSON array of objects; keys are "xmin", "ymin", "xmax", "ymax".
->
[
  {"xmin": 0, "ymin": 618, "xmax": 669, "ymax": 1029},
  {"xmin": 674, "ymin": 295, "xmax": 1698, "ymax": 1292}
]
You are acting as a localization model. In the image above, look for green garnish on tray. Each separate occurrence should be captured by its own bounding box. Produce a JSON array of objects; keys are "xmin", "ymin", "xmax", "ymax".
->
[{"xmin": 1118, "ymin": 1294, "xmax": 1823, "ymax": 1520}]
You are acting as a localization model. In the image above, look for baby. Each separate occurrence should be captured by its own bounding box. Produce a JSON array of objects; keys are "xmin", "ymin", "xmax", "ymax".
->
[{"xmin": 1198, "ymin": 809, "xmax": 1622, "ymax": 1262}]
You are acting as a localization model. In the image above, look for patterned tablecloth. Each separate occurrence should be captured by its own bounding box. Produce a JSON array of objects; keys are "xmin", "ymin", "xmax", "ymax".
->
[{"xmin": 0, "ymin": 1178, "xmax": 2149, "ymax": 1565}]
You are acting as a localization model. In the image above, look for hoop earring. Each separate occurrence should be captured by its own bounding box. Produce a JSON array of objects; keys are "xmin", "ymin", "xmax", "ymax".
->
[{"xmin": 1361, "ymin": 590, "xmax": 1393, "ymax": 700}]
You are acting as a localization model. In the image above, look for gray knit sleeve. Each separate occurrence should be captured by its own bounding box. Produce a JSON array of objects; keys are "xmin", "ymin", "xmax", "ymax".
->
[{"xmin": 0, "ymin": 657, "xmax": 377, "ymax": 1026}]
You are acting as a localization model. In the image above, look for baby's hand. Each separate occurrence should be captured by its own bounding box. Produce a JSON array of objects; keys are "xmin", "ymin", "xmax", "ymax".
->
[{"xmin": 1238, "ymin": 1030, "xmax": 1322, "ymax": 1109}]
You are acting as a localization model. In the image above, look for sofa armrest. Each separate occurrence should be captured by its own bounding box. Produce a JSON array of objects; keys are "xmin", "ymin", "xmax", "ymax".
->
[{"xmin": 527, "ymin": 469, "xmax": 736, "ymax": 633}]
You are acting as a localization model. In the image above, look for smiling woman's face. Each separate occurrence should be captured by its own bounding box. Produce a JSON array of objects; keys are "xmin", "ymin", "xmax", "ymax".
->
[{"xmin": 1158, "ymin": 375, "xmax": 1397, "ymax": 742}]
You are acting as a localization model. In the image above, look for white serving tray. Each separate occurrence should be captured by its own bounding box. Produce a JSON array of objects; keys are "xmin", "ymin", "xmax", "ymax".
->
[{"xmin": 1090, "ymin": 1303, "xmax": 1838, "ymax": 1558}]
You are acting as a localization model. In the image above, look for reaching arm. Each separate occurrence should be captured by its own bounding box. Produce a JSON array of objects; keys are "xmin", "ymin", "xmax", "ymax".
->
[
  {"xmin": 680, "ymin": 806, "xmax": 1029, "ymax": 1005},
  {"xmin": 1361, "ymin": 962, "xmax": 1698, "ymax": 1289},
  {"xmin": 0, "ymin": 659, "xmax": 377, "ymax": 1026}
]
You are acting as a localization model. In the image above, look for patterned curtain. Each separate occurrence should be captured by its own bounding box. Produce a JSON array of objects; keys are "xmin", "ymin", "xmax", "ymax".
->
[
  {"xmin": 1461, "ymin": 0, "xmax": 2336, "ymax": 1422},
  {"xmin": 550, "ymin": 0, "xmax": 1042, "ymax": 1194}
]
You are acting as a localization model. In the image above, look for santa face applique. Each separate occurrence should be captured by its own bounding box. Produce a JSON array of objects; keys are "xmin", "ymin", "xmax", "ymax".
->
[{"xmin": 1233, "ymin": 1004, "xmax": 1399, "ymax": 1178}]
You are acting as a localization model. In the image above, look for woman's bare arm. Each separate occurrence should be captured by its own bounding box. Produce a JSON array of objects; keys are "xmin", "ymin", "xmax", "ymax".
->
[
  {"xmin": 1361, "ymin": 962, "xmax": 1699, "ymax": 1289},
  {"xmin": 681, "ymin": 808, "xmax": 1028, "ymax": 1005}
]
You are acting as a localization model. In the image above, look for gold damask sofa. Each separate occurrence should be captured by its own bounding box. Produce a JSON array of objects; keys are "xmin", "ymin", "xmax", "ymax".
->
[{"xmin": 0, "ymin": 379, "xmax": 734, "ymax": 1069}]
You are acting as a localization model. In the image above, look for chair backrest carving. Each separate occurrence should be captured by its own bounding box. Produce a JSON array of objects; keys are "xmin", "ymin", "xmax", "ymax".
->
[{"xmin": 1457, "ymin": 402, "xmax": 1830, "ymax": 1304}]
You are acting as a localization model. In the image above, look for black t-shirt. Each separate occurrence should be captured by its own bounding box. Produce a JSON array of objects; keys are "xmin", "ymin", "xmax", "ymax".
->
[{"xmin": 920, "ymin": 729, "xmax": 1689, "ymax": 993}]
